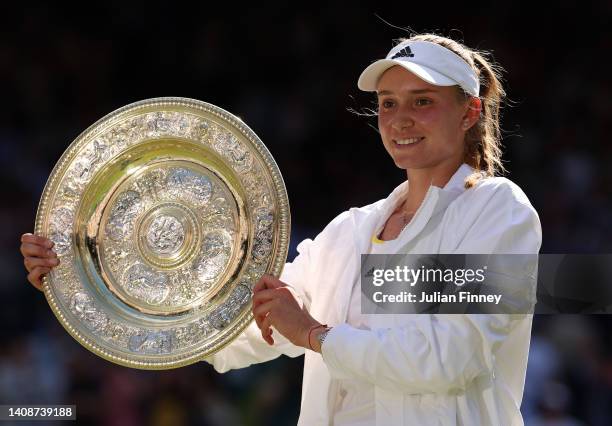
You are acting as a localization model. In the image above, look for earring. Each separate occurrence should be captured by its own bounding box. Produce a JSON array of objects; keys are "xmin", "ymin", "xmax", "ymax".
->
[{"xmin": 462, "ymin": 120, "xmax": 469, "ymax": 130}]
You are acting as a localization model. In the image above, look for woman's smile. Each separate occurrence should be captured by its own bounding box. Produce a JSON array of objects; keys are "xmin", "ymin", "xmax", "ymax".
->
[{"xmin": 394, "ymin": 136, "xmax": 425, "ymax": 146}]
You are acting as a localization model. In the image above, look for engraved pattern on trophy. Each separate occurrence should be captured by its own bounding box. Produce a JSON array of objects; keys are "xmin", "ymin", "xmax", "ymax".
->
[
  {"xmin": 166, "ymin": 167, "xmax": 213, "ymax": 205},
  {"xmin": 146, "ymin": 111, "xmax": 194, "ymax": 139},
  {"xmin": 49, "ymin": 207, "xmax": 74, "ymax": 255},
  {"xmin": 100, "ymin": 161, "xmax": 240, "ymax": 313},
  {"xmin": 72, "ymin": 139, "xmax": 111, "ymax": 184},
  {"xmin": 101, "ymin": 322, "xmax": 129, "ymax": 346},
  {"xmin": 252, "ymin": 206, "xmax": 274, "ymax": 263},
  {"xmin": 209, "ymin": 284, "xmax": 252, "ymax": 330},
  {"xmin": 123, "ymin": 263, "xmax": 170, "ymax": 306},
  {"xmin": 106, "ymin": 190, "xmax": 144, "ymax": 241},
  {"xmin": 193, "ymin": 230, "xmax": 233, "ymax": 283},
  {"xmin": 146, "ymin": 215, "xmax": 186, "ymax": 255},
  {"xmin": 208, "ymin": 128, "xmax": 255, "ymax": 174},
  {"xmin": 174, "ymin": 318, "xmax": 214, "ymax": 349},
  {"xmin": 134, "ymin": 169, "xmax": 167, "ymax": 205},
  {"xmin": 128, "ymin": 330, "xmax": 174, "ymax": 354},
  {"xmin": 70, "ymin": 292, "xmax": 109, "ymax": 332}
]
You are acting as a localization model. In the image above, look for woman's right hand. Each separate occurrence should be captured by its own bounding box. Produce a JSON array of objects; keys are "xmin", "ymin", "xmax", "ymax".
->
[{"xmin": 20, "ymin": 233, "xmax": 59, "ymax": 291}]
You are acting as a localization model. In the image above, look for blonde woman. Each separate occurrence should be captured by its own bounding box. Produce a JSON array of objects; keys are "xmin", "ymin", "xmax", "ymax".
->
[{"xmin": 21, "ymin": 34, "xmax": 541, "ymax": 425}]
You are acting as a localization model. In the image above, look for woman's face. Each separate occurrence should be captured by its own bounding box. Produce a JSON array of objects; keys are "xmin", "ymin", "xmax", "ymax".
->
[{"xmin": 376, "ymin": 65, "xmax": 475, "ymax": 172}]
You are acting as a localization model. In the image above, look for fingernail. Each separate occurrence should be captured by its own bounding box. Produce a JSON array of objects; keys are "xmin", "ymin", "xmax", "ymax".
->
[
  {"xmin": 47, "ymin": 250, "xmax": 56, "ymax": 257},
  {"xmin": 46, "ymin": 241, "xmax": 54, "ymax": 248}
]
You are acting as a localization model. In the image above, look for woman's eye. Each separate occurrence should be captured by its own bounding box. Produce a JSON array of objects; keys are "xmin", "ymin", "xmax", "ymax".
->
[
  {"xmin": 381, "ymin": 100, "xmax": 395, "ymax": 109},
  {"xmin": 415, "ymin": 98, "xmax": 432, "ymax": 106}
]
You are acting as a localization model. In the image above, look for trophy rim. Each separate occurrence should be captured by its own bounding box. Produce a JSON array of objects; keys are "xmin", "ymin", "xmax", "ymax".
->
[{"xmin": 35, "ymin": 97, "xmax": 290, "ymax": 369}]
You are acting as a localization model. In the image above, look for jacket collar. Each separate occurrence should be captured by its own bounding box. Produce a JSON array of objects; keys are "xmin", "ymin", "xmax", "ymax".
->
[{"xmin": 376, "ymin": 163, "xmax": 473, "ymax": 219}]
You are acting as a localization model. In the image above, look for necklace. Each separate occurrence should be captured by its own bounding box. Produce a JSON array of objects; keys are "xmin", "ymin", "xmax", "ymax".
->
[
  {"xmin": 399, "ymin": 210, "xmax": 414, "ymax": 230},
  {"xmin": 378, "ymin": 209, "xmax": 413, "ymax": 241},
  {"xmin": 397, "ymin": 197, "xmax": 414, "ymax": 224}
]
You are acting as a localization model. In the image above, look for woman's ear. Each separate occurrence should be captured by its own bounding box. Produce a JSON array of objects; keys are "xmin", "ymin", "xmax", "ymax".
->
[{"xmin": 462, "ymin": 97, "xmax": 482, "ymax": 130}]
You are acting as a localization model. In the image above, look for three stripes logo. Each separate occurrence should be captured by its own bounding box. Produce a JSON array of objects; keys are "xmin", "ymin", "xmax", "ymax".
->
[{"xmin": 391, "ymin": 46, "xmax": 415, "ymax": 59}]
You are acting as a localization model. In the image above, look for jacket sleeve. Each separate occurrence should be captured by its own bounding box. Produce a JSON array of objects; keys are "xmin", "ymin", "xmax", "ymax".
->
[
  {"xmin": 321, "ymin": 181, "xmax": 542, "ymax": 393},
  {"xmin": 203, "ymin": 238, "xmax": 315, "ymax": 373}
]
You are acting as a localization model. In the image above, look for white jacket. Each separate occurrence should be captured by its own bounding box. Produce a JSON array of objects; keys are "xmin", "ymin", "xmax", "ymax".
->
[{"xmin": 205, "ymin": 164, "xmax": 542, "ymax": 426}]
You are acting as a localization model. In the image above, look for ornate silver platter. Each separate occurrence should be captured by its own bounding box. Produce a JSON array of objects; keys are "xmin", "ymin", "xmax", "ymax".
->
[{"xmin": 35, "ymin": 97, "xmax": 290, "ymax": 369}]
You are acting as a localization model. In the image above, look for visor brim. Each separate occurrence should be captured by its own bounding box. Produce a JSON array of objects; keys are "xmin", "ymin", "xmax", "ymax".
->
[{"xmin": 357, "ymin": 59, "xmax": 457, "ymax": 91}]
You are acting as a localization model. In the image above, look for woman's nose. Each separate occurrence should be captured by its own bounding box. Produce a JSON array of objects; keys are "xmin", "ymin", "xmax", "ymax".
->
[{"xmin": 391, "ymin": 116, "xmax": 414, "ymax": 132}]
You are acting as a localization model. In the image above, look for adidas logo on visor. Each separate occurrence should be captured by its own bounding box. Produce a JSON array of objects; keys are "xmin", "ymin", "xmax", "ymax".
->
[{"xmin": 391, "ymin": 46, "xmax": 414, "ymax": 59}]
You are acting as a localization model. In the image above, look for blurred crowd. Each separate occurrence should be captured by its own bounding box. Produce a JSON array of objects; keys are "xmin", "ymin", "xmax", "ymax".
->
[{"xmin": 1, "ymin": 2, "xmax": 610, "ymax": 425}]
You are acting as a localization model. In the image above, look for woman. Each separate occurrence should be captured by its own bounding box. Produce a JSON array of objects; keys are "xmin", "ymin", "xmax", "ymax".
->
[{"xmin": 21, "ymin": 34, "xmax": 541, "ymax": 425}]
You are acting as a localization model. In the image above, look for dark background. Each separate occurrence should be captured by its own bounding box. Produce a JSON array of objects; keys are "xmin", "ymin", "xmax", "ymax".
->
[{"xmin": 1, "ymin": 2, "xmax": 611, "ymax": 425}]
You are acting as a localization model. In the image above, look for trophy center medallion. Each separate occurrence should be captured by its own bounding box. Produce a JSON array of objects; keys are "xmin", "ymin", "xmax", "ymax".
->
[
  {"xmin": 136, "ymin": 202, "xmax": 200, "ymax": 269},
  {"xmin": 146, "ymin": 214, "xmax": 185, "ymax": 255}
]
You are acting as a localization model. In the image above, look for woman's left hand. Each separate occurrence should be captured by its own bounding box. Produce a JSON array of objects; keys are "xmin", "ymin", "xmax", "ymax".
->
[{"xmin": 252, "ymin": 274, "xmax": 321, "ymax": 348}]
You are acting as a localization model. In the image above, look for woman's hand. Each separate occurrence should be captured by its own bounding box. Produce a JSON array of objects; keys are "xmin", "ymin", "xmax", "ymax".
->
[
  {"xmin": 19, "ymin": 233, "xmax": 59, "ymax": 291},
  {"xmin": 252, "ymin": 275, "xmax": 321, "ymax": 349}
]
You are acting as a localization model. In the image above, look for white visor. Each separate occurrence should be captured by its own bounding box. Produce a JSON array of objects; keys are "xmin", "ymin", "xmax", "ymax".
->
[{"xmin": 358, "ymin": 40, "xmax": 479, "ymax": 97}]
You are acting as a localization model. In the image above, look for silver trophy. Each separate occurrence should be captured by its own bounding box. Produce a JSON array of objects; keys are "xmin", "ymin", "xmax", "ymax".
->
[{"xmin": 35, "ymin": 98, "xmax": 290, "ymax": 369}]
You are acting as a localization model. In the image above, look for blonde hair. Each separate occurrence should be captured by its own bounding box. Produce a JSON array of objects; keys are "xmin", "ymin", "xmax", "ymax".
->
[{"xmin": 400, "ymin": 34, "xmax": 507, "ymax": 188}]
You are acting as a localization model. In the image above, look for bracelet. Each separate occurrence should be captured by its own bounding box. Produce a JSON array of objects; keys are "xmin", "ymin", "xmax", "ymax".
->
[{"xmin": 307, "ymin": 324, "xmax": 328, "ymax": 351}]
